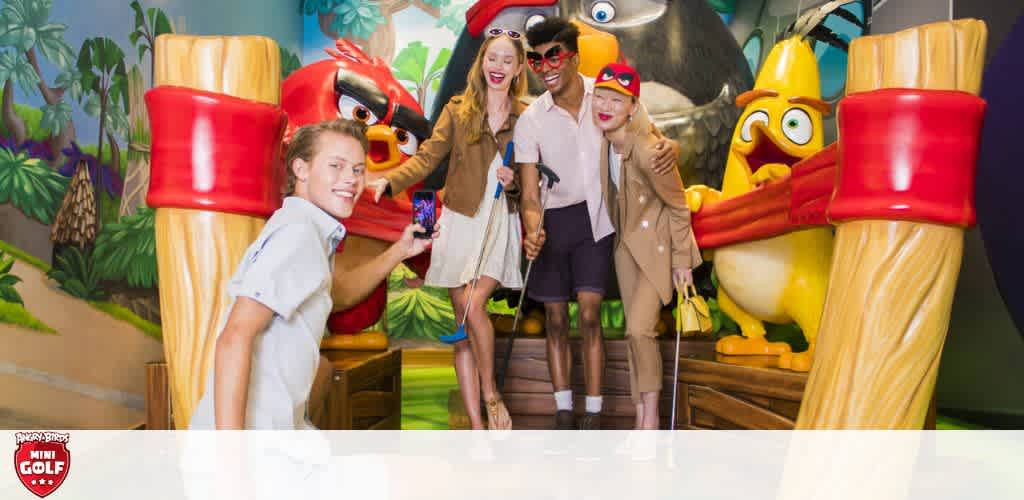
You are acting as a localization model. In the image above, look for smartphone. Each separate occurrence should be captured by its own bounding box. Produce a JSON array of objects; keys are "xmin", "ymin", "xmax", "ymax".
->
[{"xmin": 412, "ymin": 190, "xmax": 436, "ymax": 239}]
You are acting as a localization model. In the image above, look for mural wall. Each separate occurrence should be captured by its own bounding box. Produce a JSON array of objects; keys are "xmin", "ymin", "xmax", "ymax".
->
[
  {"xmin": 0, "ymin": 0, "xmax": 301, "ymax": 429},
  {"xmin": 2, "ymin": 0, "xmax": 1021, "ymax": 428}
]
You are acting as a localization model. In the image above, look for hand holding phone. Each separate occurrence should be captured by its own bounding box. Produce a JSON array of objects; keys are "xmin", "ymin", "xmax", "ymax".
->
[{"xmin": 412, "ymin": 190, "xmax": 436, "ymax": 239}]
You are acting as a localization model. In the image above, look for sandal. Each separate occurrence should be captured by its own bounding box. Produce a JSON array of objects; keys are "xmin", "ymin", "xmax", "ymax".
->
[{"xmin": 485, "ymin": 396, "xmax": 512, "ymax": 430}]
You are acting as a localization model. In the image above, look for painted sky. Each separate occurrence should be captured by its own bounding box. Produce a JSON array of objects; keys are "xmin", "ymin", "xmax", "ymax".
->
[{"xmin": 10, "ymin": 0, "xmax": 301, "ymax": 153}]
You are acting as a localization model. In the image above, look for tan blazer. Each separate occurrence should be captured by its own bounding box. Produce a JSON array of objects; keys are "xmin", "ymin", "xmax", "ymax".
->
[
  {"xmin": 601, "ymin": 119, "xmax": 702, "ymax": 305},
  {"xmin": 386, "ymin": 96, "xmax": 522, "ymax": 216}
]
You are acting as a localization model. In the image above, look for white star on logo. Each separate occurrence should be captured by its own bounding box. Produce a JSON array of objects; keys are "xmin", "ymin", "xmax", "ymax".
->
[
  {"xmin": 31, "ymin": 480, "xmax": 37, "ymax": 485},
  {"xmin": 48, "ymin": 479, "xmax": 54, "ymax": 485}
]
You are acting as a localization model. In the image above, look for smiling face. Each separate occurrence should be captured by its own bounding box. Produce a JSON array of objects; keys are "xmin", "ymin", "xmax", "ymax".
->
[
  {"xmin": 482, "ymin": 36, "xmax": 523, "ymax": 92},
  {"xmin": 529, "ymin": 41, "xmax": 579, "ymax": 96},
  {"xmin": 592, "ymin": 86, "xmax": 635, "ymax": 132},
  {"xmin": 293, "ymin": 131, "xmax": 367, "ymax": 219}
]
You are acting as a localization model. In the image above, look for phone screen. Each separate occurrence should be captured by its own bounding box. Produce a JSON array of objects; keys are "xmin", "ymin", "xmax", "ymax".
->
[{"xmin": 412, "ymin": 190, "xmax": 436, "ymax": 238}]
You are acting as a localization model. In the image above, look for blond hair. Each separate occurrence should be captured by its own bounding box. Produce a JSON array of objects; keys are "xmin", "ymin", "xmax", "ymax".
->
[
  {"xmin": 284, "ymin": 118, "xmax": 368, "ymax": 196},
  {"xmin": 456, "ymin": 34, "xmax": 528, "ymax": 143}
]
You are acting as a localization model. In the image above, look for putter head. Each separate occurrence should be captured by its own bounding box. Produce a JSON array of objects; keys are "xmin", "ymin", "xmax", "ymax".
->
[
  {"xmin": 440, "ymin": 324, "xmax": 468, "ymax": 344},
  {"xmin": 537, "ymin": 163, "xmax": 560, "ymax": 189}
]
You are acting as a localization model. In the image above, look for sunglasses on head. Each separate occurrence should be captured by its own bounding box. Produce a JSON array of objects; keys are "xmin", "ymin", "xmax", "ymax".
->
[
  {"xmin": 597, "ymin": 66, "xmax": 636, "ymax": 88},
  {"xmin": 487, "ymin": 28, "xmax": 522, "ymax": 39},
  {"xmin": 526, "ymin": 46, "xmax": 576, "ymax": 72}
]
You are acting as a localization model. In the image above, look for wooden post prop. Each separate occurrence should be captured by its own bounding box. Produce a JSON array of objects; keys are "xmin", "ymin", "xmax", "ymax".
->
[
  {"xmin": 795, "ymin": 20, "xmax": 987, "ymax": 429},
  {"xmin": 146, "ymin": 35, "xmax": 286, "ymax": 428}
]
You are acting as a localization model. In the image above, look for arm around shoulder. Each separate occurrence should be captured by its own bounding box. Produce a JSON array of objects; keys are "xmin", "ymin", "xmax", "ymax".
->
[{"xmin": 387, "ymin": 101, "xmax": 458, "ymax": 195}]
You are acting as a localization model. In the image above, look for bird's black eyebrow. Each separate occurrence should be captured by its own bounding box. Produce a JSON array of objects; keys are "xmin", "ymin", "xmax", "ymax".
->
[
  {"xmin": 335, "ymin": 69, "xmax": 389, "ymax": 119},
  {"xmin": 391, "ymin": 105, "xmax": 430, "ymax": 140}
]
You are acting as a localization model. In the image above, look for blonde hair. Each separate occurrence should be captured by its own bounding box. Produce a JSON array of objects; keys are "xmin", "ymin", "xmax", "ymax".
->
[
  {"xmin": 456, "ymin": 34, "xmax": 528, "ymax": 143},
  {"xmin": 284, "ymin": 118, "xmax": 368, "ymax": 196}
]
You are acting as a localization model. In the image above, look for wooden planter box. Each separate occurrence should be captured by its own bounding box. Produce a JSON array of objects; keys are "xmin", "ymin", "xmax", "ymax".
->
[
  {"xmin": 677, "ymin": 354, "xmax": 937, "ymax": 430},
  {"xmin": 492, "ymin": 336, "xmax": 716, "ymax": 429},
  {"xmin": 144, "ymin": 348, "xmax": 402, "ymax": 430}
]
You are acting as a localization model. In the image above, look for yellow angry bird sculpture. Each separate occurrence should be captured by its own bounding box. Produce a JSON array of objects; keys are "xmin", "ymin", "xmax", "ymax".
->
[{"xmin": 685, "ymin": 36, "xmax": 834, "ymax": 372}]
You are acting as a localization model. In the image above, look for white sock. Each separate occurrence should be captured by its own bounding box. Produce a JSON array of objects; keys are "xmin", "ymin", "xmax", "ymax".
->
[
  {"xmin": 554, "ymin": 390, "xmax": 573, "ymax": 411},
  {"xmin": 586, "ymin": 396, "xmax": 603, "ymax": 414}
]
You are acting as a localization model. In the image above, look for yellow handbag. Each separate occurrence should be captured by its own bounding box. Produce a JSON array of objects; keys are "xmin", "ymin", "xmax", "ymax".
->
[{"xmin": 677, "ymin": 284, "xmax": 712, "ymax": 336}]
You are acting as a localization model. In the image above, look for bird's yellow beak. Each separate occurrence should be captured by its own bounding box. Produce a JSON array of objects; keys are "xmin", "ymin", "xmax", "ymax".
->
[
  {"xmin": 732, "ymin": 121, "xmax": 803, "ymax": 177},
  {"xmin": 365, "ymin": 124, "xmax": 402, "ymax": 171},
  {"xmin": 571, "ymin": 20, "xmax": 620, "ymax": 78}
]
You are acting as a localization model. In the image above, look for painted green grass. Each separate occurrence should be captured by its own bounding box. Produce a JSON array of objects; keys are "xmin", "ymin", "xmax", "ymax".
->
[
  {"xmin": 0, "ymin": 299, "xmax": 56, "ymax": 334},
  {"xmin": 935, "ymin": 415, "xmax": 987, "ymax": 430},
  {"xmin": 0, "ymin": 240, "xmax": 48, "ymax": 272},
  {"xmin": 401, "ymin": 366, "xmax": 457, "ymax": 430},
  {"xmin": 0, "ymin": 104, "xmax": 51, "ymax": 142},
  {"xmin": 0, "ymin": 240, "xmax": 161, "ymax": 339},
  {"xmin": 87, "ymin": 300, "xmax": 161, "ymax": 341}
]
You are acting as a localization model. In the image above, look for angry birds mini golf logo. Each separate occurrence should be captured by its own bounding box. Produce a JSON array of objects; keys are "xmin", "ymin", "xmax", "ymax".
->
[{"xmin": 14, "ymin": 432, "xmax": 70, "ymax": 498}]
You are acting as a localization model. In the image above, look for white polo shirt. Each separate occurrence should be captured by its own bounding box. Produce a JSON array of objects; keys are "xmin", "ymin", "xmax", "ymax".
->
[
  {"xmin": 189, "ymin": 196, "xmax": 346, "ymax": 430},
  {"xmin": 514, "ymin": 74, "xmax": 616, "ymax": 242}
]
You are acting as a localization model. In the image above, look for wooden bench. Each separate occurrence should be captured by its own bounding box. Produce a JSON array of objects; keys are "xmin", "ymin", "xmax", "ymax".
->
[{"xmin": 144, "ymin": 348, "xmax": 401, "ymax": 430}]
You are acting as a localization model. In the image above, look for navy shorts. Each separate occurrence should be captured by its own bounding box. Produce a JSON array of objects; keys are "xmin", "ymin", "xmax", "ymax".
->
[{"xmin": 527, "ymin": 202, "xmax": 614, "ymax": 303}]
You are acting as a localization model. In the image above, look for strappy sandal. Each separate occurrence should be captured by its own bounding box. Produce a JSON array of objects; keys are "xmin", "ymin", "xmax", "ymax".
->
[{"xmin": 485, "ymin": 396, "xmax": 511, "ymax": 430}]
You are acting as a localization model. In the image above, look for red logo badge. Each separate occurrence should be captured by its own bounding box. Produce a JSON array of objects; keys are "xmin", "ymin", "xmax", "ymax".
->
[{"xmin": 14, "ymin": 432, "xmax": 70, "ymax": 498}]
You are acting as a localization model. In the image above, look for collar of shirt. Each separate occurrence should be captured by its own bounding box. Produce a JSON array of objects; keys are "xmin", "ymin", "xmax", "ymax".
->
[
  {"xmin": 539, "ymin": 74, "xmax": 594, "ymax": 115},
  {"xmin": 282, "ymin": 196, "xmax": 347, "ymax": 251}
]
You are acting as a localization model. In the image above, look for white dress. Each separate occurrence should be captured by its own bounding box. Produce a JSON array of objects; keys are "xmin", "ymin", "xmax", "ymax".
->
[{"xmin": 424, "ymin": 151, "xmax": 523, "ymax": 289}]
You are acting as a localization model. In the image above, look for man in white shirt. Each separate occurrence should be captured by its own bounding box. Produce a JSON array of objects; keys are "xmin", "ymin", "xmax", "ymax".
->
[
  {"xmin": 516, "ymin": 17, "xmax": 680, "ymax": 430},
  {"xmin": 189, "ymin": 119, "xmax": 437, "ymax": 430}
]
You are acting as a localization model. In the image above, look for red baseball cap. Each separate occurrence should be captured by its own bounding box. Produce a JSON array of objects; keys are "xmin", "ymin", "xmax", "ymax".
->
[
  {"xmin": 465, "ymin": 0, "xmax": 557, "ymax": 37},
  {"xmin": 594, "ymin": 63, "xmax": 640, "ymax": 98}
]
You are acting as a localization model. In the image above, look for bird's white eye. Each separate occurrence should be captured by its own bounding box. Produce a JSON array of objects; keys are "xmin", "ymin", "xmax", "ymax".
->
[
  {"xmin": 525, "ymin": 14, "xmax": 545, "ymax": 31},
  {"xmin": 740, "ymin": 110, "xmax": 769, "ymax": 142},
  {"xmin": 781, "ymin": 108, "xmax": 813, "ymax": 145},
  {"xmin": 394, "ymin": 127, "xmax": 419, "ymax": 156},
  {"xmin": 338, "ymin": 94, "xmax": 379, "ymax": 125},
  {"xmin": 590, "ymin": 1, "xmax": 616, "ymax": 23}
]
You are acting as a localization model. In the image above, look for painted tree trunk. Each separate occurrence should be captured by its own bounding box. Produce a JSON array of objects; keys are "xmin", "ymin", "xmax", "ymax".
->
[
  {"xmin": 2, "ymin": 80, "xmax": 27, "ymax": 144},
  {"xmin": 25, "ymin": 48, "xmax": 75, "ymax": 167},
  {"xmin": 120, "ymin": 64, "xmax": 151, "ymax": 219}
]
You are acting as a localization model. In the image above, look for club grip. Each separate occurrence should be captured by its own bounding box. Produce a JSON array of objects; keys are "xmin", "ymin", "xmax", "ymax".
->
[
  {"xmin": 537, "ymin": 163, "xmax": 560, "ymax": 188},
  {"xmin": 503, "ymin": 141, "xmax": 514, "ymax": 167},
  {"xmin": 495, "ymin": 141, "xmax": 514, "ymax": 198}
]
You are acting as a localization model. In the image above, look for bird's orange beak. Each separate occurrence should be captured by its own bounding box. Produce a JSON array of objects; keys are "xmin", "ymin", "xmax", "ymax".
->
[
  {"xmin": 365, "ymin": 124, "xmax": 402, "ymax": 171},
  {"xmin": 571, "ymin": 20, "xmax": 620, "ymax": 79}
]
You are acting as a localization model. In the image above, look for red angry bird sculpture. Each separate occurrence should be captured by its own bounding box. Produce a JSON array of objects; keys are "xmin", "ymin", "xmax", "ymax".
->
[{"xmin": 282, "ymin": 39, "xmax": 434, "ymax": 335}]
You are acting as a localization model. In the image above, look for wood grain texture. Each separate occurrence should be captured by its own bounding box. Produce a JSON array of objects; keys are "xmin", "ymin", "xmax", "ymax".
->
[
  {"xmin": 846, "ymin": 19, "xmax": 987, "ymax": 95},
  {"xmin": 689, "ymin": 385, "xmax": 795, "ymax": 430},
  {"xmin": 496, "ymin": 338, "xmax": 715, "ymax": 428},
  {"xmin": 145, "ymin": 362, "xmax": 172, "ymax": 430},
  {"xmin": 154, "ymin": 208, "xmax": 264, "ymax": 428},
  {"xmin": 797, "ymin": 221, "xmax": 962, "ymax": 428},
  {"xmin": 677, "ymin": 357, "xmax": 806, "ymax": 401},
  {"xmin": 796, "ymin": 20, "xmax": 982, "ymax": 429},
  {"xmin": 154, "ymin": 35, "xmax": 280, "ymax": 104}
]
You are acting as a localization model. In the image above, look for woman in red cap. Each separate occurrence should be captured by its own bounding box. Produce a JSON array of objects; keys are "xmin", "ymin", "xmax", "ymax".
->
[{"xmin": 592, "ymin": 63, "xmax": 702, "ymax": 429}]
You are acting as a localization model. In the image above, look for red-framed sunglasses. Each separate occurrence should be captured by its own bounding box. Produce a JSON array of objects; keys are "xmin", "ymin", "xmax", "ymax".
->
[
  {"xmin": 526, "ymin": 46, "xmax": 576, "ymax": 72},
  {"xmin": 487, "ymin": 28, "xmax": 522, "ymax": 40}
]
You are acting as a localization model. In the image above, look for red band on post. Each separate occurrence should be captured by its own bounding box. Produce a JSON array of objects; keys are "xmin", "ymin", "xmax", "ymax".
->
[
  {"xmin": 145, "ymin": 86, "xmax": 288, "ymax": 218},
  {"xmin": 830, "ymin": 88, "xmax": 986, "ymax": 227}
]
